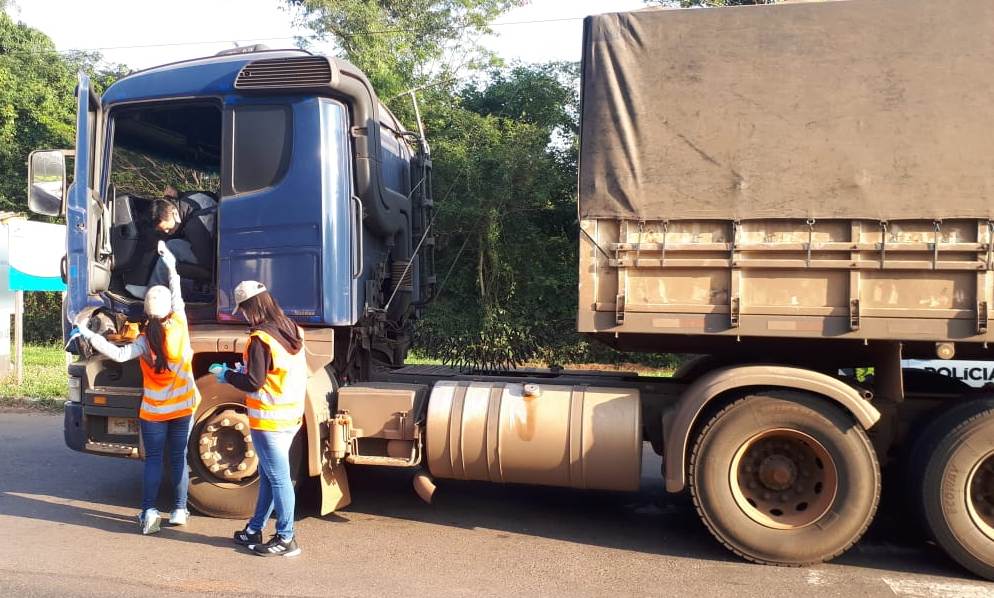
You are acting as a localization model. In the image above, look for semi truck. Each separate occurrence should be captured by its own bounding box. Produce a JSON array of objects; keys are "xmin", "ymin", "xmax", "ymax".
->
[{"xmin": 26, "ymin": 0, "xmax": 994, "ymax": 581}]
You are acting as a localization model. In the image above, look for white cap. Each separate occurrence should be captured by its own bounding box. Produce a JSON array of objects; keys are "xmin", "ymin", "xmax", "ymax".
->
[
  {"xmin": 232, "ymin": 280, "xmax": 267, "ymax": 315},
  {"xmin": 144, "ymin": 285, "xmax": 172, "ymax": 319}
]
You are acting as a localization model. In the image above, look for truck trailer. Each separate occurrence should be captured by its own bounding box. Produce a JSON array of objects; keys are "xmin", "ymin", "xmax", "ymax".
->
[{"xmin": 27, "ymin": 0, "xmax": 994, "ymax": 580}]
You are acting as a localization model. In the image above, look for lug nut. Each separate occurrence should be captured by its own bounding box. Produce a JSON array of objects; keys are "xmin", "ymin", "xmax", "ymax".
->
[
  {"xmin": 221, "ymin": 418, "xmax": 231, "ymax": 427},
  {"xmin": 238, "ymin": 463, "xmax": 247, "ymax": 471},
  {"xmin": 235, "ymin": 423, "xmax": 244, "ymax": 431},
  {"xmin": 200, "ymin": 436, "xmax": 210, "ymax": 445},
  {"xmin": 207, "ymin": 424, "xmax": 218, "ymax": 433},
  {"xmin": 201, "ymin": 452, "xmax": 211, "ymax": 461},
  {"xmin": 210, "ymin": 464, "xmax": 222, "ymax": 473},
  {"xmin": 246, "ymin": 450, "xmax": 255, "ymax": 458}
]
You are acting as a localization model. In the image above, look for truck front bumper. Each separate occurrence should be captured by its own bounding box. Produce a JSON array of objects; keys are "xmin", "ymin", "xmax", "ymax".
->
[{"xmin": 63, "ymin": 401, "xmax": 86, "ymax": 452}]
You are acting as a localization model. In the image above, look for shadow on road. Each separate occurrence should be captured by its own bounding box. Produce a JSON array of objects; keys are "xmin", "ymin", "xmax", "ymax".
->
[{"xmin": 0, "ymin": 412, "xmax": 978, "ymax": 581}]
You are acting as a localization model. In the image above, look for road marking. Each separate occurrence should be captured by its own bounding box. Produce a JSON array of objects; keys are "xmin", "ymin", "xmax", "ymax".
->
[
  {"xmin": 881, "ymin": 577, "xmax": 991, "ymax": 598},
  {"xmin": 806, "ymin": 570, "xmax": 828, "ymax": 587}
]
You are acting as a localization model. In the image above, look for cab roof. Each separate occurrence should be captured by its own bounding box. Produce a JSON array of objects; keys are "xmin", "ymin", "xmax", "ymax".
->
[{"xmin": 101, "ymin": 49, "xmax": 313, "ymax": 105}]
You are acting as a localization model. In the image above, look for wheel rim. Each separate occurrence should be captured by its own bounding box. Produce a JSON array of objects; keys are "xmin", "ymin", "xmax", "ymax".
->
[
  {"xmin": 966, "ymin": 449, "xmax": 994, "ymax": 541},
  {"xmin": 193, "ymin": 404, "xmax": 259, "ymax": 485},
  {"xmin": 729, "ymin": 428, "xmax": 839, "ymax": 530}
]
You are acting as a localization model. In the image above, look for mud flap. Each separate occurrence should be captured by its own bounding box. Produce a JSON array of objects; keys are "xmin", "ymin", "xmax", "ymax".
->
[{"xmin": 320, "ymin": 459, "xmax": 351, "ymax": 515}]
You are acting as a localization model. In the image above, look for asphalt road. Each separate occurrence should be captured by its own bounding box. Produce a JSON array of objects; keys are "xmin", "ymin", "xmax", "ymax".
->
[{"xmin": 1, "ymin": 410, "xmax": 992, "ymax": 598}]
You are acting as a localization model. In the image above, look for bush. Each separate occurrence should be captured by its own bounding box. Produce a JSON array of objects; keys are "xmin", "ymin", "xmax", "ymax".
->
[{"xmin": 24, "ymin": 291, "xmax": 63, "ymax": 344}]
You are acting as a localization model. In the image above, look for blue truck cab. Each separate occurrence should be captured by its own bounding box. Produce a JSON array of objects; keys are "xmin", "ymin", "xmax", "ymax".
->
[{"xmin": 29, "ymin": 48, "xmax": 433, "ymax": 516}]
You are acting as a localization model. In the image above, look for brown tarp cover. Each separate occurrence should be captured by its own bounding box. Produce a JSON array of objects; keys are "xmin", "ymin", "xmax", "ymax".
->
[{"xmin": 578, "ymin": 0, "xmax": 994, "ymax": 222}]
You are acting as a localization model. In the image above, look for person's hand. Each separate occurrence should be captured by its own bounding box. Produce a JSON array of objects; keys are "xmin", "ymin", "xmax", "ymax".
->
[
  {"xmin": 74, "ymin": 322, "xmax": 96, "ymax": 339},
  {"xmin": 157, "ymin": 240, "xmax": 177, "ymax": 272},
  {"xmin": 208, "ymin": 363, "xmax": 230, "ymax": 383}
]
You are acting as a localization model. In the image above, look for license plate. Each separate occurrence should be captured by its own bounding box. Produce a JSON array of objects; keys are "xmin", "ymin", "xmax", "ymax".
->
[{"xmin": 107, "ymin": 417, "xmax": 140, "ymax": 435}]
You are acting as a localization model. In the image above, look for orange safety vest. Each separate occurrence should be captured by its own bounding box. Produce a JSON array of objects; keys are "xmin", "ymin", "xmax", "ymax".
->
[
  {"xmin": 138, "ymin": 312, "xmax": 201, "ymax": 421},
  {"xmin": 243, "ymin": 328, "xmax": 307, "ymax": 432}
]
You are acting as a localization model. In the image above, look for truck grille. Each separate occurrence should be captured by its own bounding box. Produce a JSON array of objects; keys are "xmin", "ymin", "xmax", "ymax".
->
[{"xmin": 235, "ymin": 56, "xmax": 333, "ymax": 90}]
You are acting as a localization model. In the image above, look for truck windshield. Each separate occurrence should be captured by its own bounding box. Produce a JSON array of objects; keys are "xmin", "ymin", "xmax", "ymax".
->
[{"xmin": 104, "ymin": 102, "xmax": 222, "ymax": 303}]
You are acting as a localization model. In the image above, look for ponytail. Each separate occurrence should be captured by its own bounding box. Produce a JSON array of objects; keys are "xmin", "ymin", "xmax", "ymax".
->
[{"xmin": 143, "ymin": 317, "xmax": 169, "ymax": 374}]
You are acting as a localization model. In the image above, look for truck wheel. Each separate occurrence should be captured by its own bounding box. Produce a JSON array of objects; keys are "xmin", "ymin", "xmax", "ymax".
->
[
  {"xmin": 689, "ymin": 391, "xmax": 880, "ymax": 565},
  {"xmin": 915, "ymin": 398, "xmax": 994, "ymax": 580},
  {"xmin": 187, "ymin": 375, "xmax": 304, "ymax": 519}
]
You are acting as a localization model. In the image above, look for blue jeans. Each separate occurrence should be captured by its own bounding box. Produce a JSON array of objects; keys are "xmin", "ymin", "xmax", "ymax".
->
[
  {"xmin": 248, "ymin": 428, "xmax": 297, "ymax": 539},
  {"xmin": 147, "ymin": 238, "xmax": 198, "ymax": 287},
  {"xmin": 139, "ymin": 415, "xmax": 192, "ymax": 512}
]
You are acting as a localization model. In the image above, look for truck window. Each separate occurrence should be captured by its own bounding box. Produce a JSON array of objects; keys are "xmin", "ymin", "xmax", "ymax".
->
[
  {"xmin": 104, "ymin": 102, "xmax": 222, "ymax": 302},
  {"xmin": 231, "ymin": 106, "xmax": 291, "ymax": 194}
]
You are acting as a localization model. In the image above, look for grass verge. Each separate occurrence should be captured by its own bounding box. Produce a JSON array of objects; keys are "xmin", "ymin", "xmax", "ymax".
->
[{"xmin": 0, "ymin": 343, "xmax": 68, "ymax": 410}]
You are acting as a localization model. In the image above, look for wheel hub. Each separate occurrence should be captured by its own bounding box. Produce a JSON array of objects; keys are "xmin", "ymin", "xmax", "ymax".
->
[
  {"xmin": 198, "ymin": 408, "xmax": 258, "ymax": 482},
  {"xmin": 758, "ymin": 454, "xmax": 797, "ymax": 491},
  {"xmin": 730, "ymin": 428, "xmax": 839, "ymax": 530},
  {"xmin": 966, "ymin": 450, "xmax": 994, "ymax": 541}
]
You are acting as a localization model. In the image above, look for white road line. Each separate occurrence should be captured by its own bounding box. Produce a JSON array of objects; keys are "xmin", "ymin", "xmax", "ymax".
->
[
  {"xmin": 881, "ymin": 577, "xmax": 992, "ymax": 598},
  {"xmin": 806, "ymin": 570, "xmax": 829, "ymax": 587}
]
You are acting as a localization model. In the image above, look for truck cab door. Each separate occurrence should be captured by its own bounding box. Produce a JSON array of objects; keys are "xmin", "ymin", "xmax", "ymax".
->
[{"xmin": 66, "ymin": 72, "xmax": 111, "ymax": 320}]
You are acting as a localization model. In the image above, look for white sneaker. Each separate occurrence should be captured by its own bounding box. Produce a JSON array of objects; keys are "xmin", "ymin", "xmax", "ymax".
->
[
  {"xmin": 138, "ymin": 508, "xmax": 161, "ymax": 535},
  {"xmin": 169, "ymin": 508, "xmax": 189, "ymax": 526}
]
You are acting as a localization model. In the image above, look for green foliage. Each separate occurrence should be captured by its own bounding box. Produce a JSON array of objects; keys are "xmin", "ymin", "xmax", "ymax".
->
[
  {"xmin": 24, "ymin": 291, "xmax": 62, "ymax": 343},
  {"xmin": 412, "ymin": 63, "xmax": 583, "ymax": 368},
  {"xmin": 110, "ymin": 147, "xmax": 220, "ymax": 199},
  {"xmin": 285, "ymin": 0, "xmax": 527, "ymax": 99},
  {"xmin": 0, "ymin": 10, "xmax": 126, "ymax": 211},
  {"xmin": 0, "ymin": 342, "xmax": 68, "ymax": 401}
]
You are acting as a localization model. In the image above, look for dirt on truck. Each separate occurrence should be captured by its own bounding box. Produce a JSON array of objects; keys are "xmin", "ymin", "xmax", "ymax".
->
[
  {"xmin": 573, "ymin": 0, "xmax": 994, "ymax": 579},
  {"xmin": 31, "ymin": 0, "xmax": 994, "ymax": 583}
]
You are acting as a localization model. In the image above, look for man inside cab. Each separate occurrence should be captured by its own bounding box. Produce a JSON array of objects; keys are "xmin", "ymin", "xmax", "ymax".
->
[{"xmin": 125, "ymin": 185, "xmax": 217, "ymax": 298}]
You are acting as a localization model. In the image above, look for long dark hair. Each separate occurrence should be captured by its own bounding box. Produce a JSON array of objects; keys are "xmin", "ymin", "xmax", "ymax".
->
[
  {"xmin": 143, "ymin": 317, "xmax": 169, "ymax": 373},
  {"xmin": 239, "ymin": 291, "xmax": 302, "ymax": 353}
]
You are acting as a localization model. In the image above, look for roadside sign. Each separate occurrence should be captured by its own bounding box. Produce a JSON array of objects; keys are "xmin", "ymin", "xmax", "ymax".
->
[{"xmin": 8, "ymin": 220, "xmax": 66, "ymax": 291}]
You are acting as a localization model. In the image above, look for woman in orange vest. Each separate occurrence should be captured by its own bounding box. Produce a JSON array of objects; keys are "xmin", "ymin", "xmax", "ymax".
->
[
  {"xmin": 213, "ymin": 280, "xmax": 306, "ymax": 558},
  {"xmin": 77, "ymin": 242, "xmax": 199, "ymax": 535}
]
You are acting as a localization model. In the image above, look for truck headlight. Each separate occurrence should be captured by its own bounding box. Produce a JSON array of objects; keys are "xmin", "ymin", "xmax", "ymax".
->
[{"xmin": 68, "ymin": 376, "xmax": 81, "ymax": 403}]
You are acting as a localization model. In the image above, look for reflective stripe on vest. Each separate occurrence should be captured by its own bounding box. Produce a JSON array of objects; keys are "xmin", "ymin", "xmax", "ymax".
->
[
  {"xmin": 139, "ymin": 312, "xmax": 201, "ymax": 421},
  {"xmin": 243, "ymin": 328, "xmax": 307, "ymax": 432}
]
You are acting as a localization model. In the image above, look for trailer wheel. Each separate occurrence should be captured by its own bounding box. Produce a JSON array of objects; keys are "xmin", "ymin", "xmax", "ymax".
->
[
  {"xmin": 689, "ymin": 391, "xmax": 880, "ymax": 565},
  {"xmin": 914, "ymin": 398, "xmax": 994, "ymax": 580},
  {"xmin": 186, "ymin": 375, "xmax": 304, "ymax": 519}
]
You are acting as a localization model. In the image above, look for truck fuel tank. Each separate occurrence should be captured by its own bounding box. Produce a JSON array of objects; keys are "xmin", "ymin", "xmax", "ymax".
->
[{"xmin": 425, "ymin": 381, "xmax": 642, "ymax": 492}]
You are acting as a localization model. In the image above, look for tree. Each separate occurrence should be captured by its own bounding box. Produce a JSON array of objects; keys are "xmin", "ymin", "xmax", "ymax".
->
[
  {"xmin": 414, "ymin": 63, "xmax": 582, "ymax": 368},
  {"xmin": 1, "ymin": 9, "xmax": 126, "ymax": 342},
  {"xmin": 0, "ymin": 10, "xmax": 126, "ymax": 211},
  {"xmin": 284, "ymin": 0, "xmax": 527, "ymax": 100}
]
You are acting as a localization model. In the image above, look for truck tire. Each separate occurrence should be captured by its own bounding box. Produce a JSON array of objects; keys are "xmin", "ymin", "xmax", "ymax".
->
[
  {"xmin": 689, "ymin": 391, "xmax": 880, "ymax": 565},
  {"xmin": 914, "ymin": 398, "xmax": 994, "ymax": 580},
  {"xmin": 187, "ymin": 375, "xmax": 304, "ymax": 519}
]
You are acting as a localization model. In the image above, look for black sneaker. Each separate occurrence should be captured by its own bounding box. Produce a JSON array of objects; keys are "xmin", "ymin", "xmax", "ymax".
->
[
  {"xmin": 249, "ymin": 534, "xmax": 301, "ymax": 558},
  {"xmin": 233, "ymin": 527, "xmax": 262, "ymax": 546}
]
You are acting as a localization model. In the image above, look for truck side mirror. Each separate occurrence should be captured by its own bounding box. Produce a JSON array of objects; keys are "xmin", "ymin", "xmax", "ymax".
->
[{"xmin": 27, "ymin": 150, "xmax": 68, "ymax": 217}]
